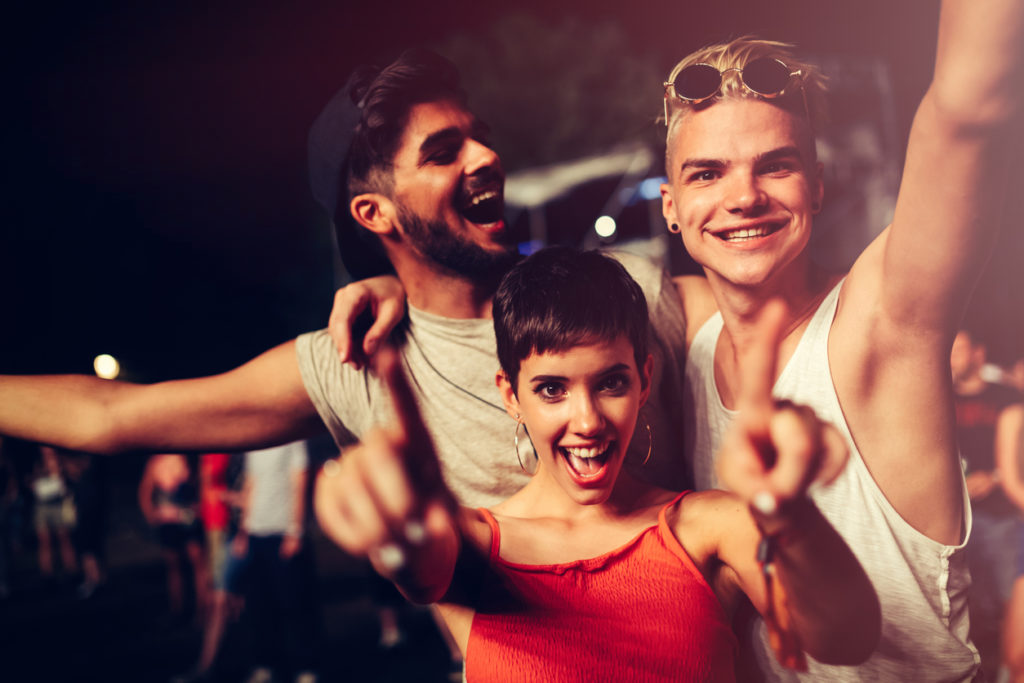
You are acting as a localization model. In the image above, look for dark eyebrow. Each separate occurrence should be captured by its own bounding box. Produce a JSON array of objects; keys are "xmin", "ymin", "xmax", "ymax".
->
[
  {"xmin": 529, "ymin": 374, "xmax": 567, "ymax": 384},
  {"xmin": 418, "ymin": 127, "xmax": 464, "ymax": 165},
  {"xmin": 678, "ymin": 157, "xmax": 725, "ymax": 174},
  {"xmin": 528, "ymin": 363, "xmax": 631, "ymax": 385},
  {"xmin": 678, "ymin": 145, "xmax": 804, "ymax": 175},
  {"xmin": 756, "ymin": 145, "xmax": 803, "ymax": 165}
]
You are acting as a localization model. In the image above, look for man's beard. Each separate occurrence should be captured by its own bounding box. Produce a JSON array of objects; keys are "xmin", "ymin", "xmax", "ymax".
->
[{"xmin": 400, "ymin": 207, "xmax": 518, "ymax": 280}]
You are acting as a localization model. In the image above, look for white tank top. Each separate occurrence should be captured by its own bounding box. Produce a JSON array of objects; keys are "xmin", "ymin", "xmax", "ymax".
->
[{"xmin": 685, "ymin": 280, "xmax": 979, "ymax": 682}]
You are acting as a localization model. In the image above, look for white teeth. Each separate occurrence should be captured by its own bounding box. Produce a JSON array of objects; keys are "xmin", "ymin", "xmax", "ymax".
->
[
  {"xmin": 468, "ymin": 190, "xmax": 497, "ymax": 207},
  {"xmin": 720, "ymin": 225, "xmax": 774, "ymax": 241},
  {"xmin": 563, "ymin": 444, "xmax": 608, "ymax": 459}
]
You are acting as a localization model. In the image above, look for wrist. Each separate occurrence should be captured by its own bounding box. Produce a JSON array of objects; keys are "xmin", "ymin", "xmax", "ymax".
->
[{"xmin": 750, "ymin": 495, "xmax": 817, "ymax": 541}]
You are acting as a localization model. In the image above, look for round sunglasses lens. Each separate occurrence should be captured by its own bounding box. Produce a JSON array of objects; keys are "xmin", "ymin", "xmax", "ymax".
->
[
  {"xmin": 673, "ymin": 64, "xmax": 722, "ymax": 101},
  {"xmin": 742, "ymin": 58, "xmax": 791, "ymax": 95}
]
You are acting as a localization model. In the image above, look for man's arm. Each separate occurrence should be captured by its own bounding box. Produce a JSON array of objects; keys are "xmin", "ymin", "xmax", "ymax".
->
[
  {"xmin": 0, "ymin": 340, "xmax": 324, "ymax": 455},
  {"xmin": 873, "ymin": 0, "xmax": 1024, "ymax": 331},
  {"xmin": 833, "ymin": 0, "xmax": 1024, "ymax": 544}
]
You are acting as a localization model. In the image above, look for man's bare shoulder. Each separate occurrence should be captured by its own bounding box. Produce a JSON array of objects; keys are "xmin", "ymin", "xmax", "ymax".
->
[{"xmin": 671, "ymin": 275, "xmax": 718, "ymax": 347}]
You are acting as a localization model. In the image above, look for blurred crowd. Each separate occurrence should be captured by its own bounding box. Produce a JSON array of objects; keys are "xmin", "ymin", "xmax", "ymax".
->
[{"xmin": 951, "ymin": 329, "xmax": 1024, "ymax": 681}]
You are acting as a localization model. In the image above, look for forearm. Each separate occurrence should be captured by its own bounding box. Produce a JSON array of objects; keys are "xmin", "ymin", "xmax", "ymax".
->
[
  {"xmin": 933, "ymin": 0, "xmax": 1024, "ymax": 125},
  {"xmin": 880, "ymin": 0, "xmax": 1024, "ymax": 329},
  {"xmin": 0, "ymin": 343, "xmax": 324, "ymax": 454},
  {"xmin": 375, "ymin": 521, "xmax": 460, "ymax": 606},
  {"xmin": 0, "ymin": 375, "xmax": 128, "ymax": 453},
  {"xmin": 763, "ymin": 500, "xmax": 881, "ymax": 665}
]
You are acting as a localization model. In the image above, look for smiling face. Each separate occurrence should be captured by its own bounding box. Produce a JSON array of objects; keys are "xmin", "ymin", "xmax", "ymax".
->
[
  {"xmin": 499, "ymin": 336, "xmax": 652, "ymax": 507},
  {"xmin": 388, "ymin": 99, "xmax": 517, "ymax": 277},
  {"xmin": 660, "ymin": 98, "xmax": 823, "ymax": 292}
]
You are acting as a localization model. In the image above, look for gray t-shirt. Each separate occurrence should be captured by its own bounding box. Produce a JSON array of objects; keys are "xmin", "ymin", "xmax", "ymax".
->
[
  {"xmin": 685, "ymin": 280, "xmax": 979, "ymax": 682},
  {"xmin": 295, "ymin": 251, "xmax": 689, "ymax": 508}
]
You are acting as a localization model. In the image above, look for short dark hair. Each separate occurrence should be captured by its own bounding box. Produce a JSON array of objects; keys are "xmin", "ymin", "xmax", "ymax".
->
[
  {"xmin": 345, "ymin": 48, "xmax": 466, "ymax": 202},
  {"xmin": 308, "ymin": 48, "xmax": 466, "ymax": 281},
  {"xmin": 493, "ymin": 247, "xmax": 649, "ymax": 390}
]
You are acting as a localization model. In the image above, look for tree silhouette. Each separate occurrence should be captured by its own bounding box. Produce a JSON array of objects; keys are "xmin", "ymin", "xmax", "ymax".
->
[{"xmin": 436, "ymin": 13, "xmax": 663, "ymax": 172}]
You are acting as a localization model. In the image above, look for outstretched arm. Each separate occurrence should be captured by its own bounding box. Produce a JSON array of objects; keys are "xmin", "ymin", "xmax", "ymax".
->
[
  {"xmin": 716, "ymin": 302, "xmax": 880, "ymax": 666},
  {"xmin": 0, "ymin": 340, "xmax": 324, "ymax": 455},
  {"xmin": 313, "ymin": 346, "xmax": 461, "ymax": 604}
]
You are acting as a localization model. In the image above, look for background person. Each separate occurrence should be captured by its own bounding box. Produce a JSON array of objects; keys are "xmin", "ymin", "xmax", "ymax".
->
[
  {"xmin": 138, "ymin": 453, "xmax": 208, "ymax": 622},
  {"xmin": 951, "ymin": 328, "xmax": 1024, "ymax": 679},
  {"xmin": 32, "ymin": 445, "xmax": 77, "ymax": 586},
  {"xmin": 233, "ymin": 441, "xmax": 318, "ymax": 683}
]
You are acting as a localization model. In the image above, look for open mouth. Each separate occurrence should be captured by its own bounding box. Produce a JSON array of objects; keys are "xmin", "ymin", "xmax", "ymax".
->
[
  {"xmin": 559, "ymin": 441, "xmax": 615, "ymax": 479},
  {"xmin": 714, "ymin": 223, "xmax": 782, "ymax": 243},
  {"xmin": 459, "ymin": 188, "xmax": 504, "ymax": 225}
]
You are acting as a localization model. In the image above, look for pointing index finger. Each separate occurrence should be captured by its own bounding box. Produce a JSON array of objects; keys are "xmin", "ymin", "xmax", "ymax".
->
[
  {"xmin": 372, "ymin": 345, "xmax": 449, "ymax": 503},
  {"xmin": 374, "ymin": 345, "xmax": 429, "ymax": 450},
  {"xmin": 736, "ymin": 299, "xmax": 788, "ymax": 435}
]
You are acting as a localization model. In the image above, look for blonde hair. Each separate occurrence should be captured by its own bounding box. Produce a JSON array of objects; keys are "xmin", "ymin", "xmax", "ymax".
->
[{"xmin": 664, "ymin": 37, "xmax": 828, "ymax": 172}]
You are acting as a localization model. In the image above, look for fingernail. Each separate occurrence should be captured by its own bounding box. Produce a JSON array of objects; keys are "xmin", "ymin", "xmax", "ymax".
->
[
  {"xmin": 322, "ymin": 458, "xmax": 342, "ymax": 478},
  {"xmin": 376, "ymin": 543, "xmax": 405, "ymax": 572},
  {"xmin": 404, "ymin": 520, "xmax": 426, "ymax": 545},
  {"xmin": 752, "ymin": 491, "xmax": 778, "ymax": 516}
]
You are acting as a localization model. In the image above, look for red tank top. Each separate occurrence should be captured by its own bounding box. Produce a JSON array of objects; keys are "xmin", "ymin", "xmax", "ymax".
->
[{"xmin": 465, "ymin": 492, "xmax": 737, "ymax": 682}]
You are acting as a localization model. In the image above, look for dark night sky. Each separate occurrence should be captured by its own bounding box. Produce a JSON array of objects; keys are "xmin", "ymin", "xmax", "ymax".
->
[{"xmin": 2, "ymin": 0, "xmax": 1020, "ymax": 380}]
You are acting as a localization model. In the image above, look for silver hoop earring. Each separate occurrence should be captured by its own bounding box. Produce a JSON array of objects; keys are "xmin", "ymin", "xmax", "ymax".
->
[
  {"xmin": 514, "ymin": 415, "xmax": 535, "ymax": 474},
  {"xmin": 641, "ymin": 417, "xmax": 653, "ymax": 466}
]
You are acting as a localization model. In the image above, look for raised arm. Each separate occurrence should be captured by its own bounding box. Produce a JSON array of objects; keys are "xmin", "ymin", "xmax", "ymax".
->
[
  {"xmin": 829, "ymin": 0, "xmax": 1024, "ymax": 546},
  {"xmin": 313, "ymin": 346, "xmax": 460, "ymax": 604},
  {"xmin": 0, "ymin": 340, "xmax": 323, "ymax": 455},
  {"xmin": 875, "ymin": 0, "xmax": 1024, "ymax": 331}
]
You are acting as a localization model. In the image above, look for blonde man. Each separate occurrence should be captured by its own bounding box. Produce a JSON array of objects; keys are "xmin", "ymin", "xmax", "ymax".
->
[{"xmin": 659, "ymin": 2, "xmax": 1024, "ymax": 680}]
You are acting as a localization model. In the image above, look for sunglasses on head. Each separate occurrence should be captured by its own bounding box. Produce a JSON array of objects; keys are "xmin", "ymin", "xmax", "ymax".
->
[{"xmin": 662, "ymin": 57, "xmax": 808, "ymax": 125}]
